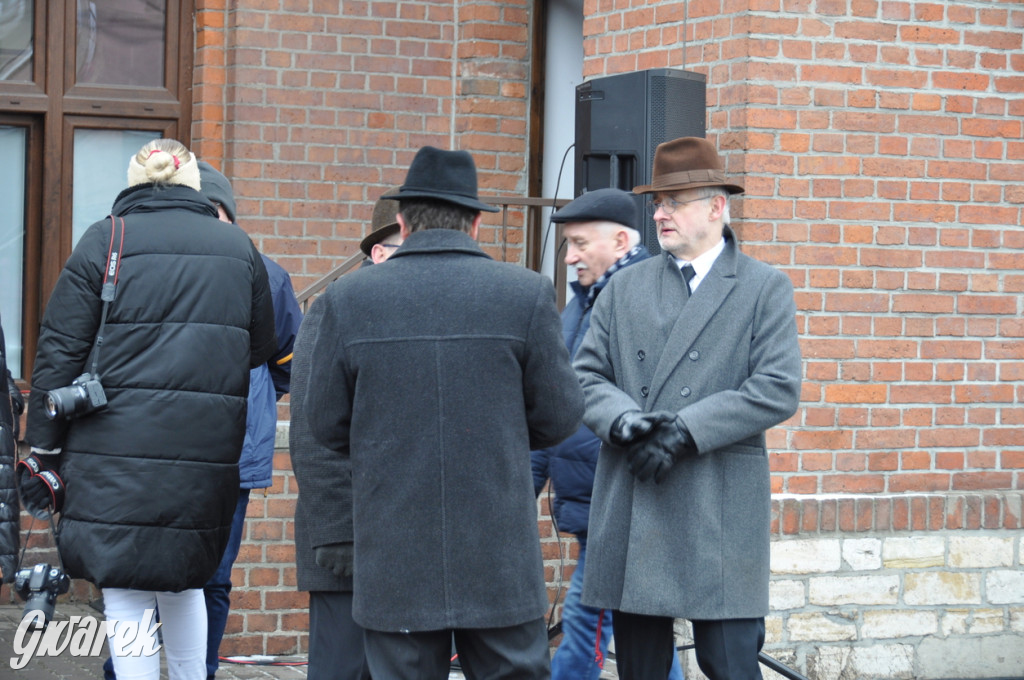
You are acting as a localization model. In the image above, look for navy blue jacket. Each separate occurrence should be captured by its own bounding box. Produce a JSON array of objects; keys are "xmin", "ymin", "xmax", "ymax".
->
[
  {"xmin": 238, "ymin": 256, "xmax": 302, "ymax": 489},
  {"xmin": 532, "ymin": 246, "xmax": 650, "ymax": 537}
]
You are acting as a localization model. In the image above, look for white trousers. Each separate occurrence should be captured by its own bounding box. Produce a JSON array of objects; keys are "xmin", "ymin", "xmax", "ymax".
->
[{"xmin": 103, "ymin": 587, "xmax": 207, "ymax": 680}]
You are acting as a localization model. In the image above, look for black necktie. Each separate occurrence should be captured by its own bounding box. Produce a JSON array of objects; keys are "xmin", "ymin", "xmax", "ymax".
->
[{"xmin": 681, "ymin": 264, "xmax": 695, "ymax": 295}]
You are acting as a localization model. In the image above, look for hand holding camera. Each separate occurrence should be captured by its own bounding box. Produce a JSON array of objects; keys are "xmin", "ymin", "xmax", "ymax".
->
[{"xmin": 17, "ymin": 452, "xmax": 65, "ymax": 518}]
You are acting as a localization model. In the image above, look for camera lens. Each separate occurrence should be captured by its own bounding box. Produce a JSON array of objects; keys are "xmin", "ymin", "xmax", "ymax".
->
[{"xmin": 44, "ymin": 391, "xmax": 66, "ymax": 420}]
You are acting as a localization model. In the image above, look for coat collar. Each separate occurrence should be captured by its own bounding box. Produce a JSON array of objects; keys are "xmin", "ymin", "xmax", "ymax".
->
[
  {"xmin": 646, "ymin": 226, "xmax": 739, "ymax": 405},
  {"xmin": 388, "ymin": 229, "xmax": 492, "ymax": 261}
]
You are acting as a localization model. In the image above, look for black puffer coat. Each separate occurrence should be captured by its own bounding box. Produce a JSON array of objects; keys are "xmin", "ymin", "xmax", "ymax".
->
[
  {"xmin": 0, "ymin": 313, "xmax": 20, "ymax": 582},
  {"xmin": 25, "ymin": 183, "xmax": 276, "ymax": 592}
]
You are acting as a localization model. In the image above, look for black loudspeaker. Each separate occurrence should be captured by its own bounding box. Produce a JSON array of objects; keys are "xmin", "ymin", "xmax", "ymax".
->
[{"xmin": 575, "ymin": 69, "xmax": 706, "ymax": 254}]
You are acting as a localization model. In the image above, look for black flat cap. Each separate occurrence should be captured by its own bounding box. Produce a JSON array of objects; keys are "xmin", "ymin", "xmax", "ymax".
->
[{"xmin": 550, "ymin": 188, "xmax": 639, "ymax": 230}]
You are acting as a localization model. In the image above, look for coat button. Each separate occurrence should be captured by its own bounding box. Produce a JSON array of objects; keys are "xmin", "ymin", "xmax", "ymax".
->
[
  {"xmin": 640, "ymin": 386, "xmax": 649, "ymax": 397},
  {"xmin": 637, "ymin": 350, "xmax": 646, "ymax": 361},
  {"xmin": 680, "ymin": 387, "xmax": 691, "ymax": 397},
  {"xmin": 688, "ymin": 350, "xmax": 699, "ymax": 361}
]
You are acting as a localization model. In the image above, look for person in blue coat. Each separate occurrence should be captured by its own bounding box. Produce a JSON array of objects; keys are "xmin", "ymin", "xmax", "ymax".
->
[
  {"xmin": 532, "ymin": 188, "xmax": 683, "ymax": 680},
  {"xmin": 198, "ymin": 161, "xmax": 302, "ymax": 679}
]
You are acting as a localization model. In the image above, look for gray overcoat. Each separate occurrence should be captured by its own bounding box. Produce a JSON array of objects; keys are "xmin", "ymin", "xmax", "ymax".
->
[
  {"xmin": 305, "ymin": 229, "xmax": 584, "ymax": 632},
  {"xmin": 574, "ymin": 227, "xmax": 802, "ymax": 620}
]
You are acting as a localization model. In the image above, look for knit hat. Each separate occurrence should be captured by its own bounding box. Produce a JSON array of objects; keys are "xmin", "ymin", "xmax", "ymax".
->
[
  {"xmin": 197, "ymin": 161, "xmax": 238, "ymax": 223},
  {"xmin": 127, "ymin": 139, "xmax": 202, "ymax": 192}
]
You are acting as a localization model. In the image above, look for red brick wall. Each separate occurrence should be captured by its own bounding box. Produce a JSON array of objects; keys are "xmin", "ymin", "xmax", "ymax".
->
[
  {"xmin": 10, "ymin": 0, "xmax": 1019, "ymax": 662},
  {"xmin": 582, "ymin": 0, "xmax": 1023, "ymax": 495}
]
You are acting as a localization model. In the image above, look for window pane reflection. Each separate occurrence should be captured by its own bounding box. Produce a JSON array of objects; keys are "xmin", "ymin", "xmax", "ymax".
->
[
  {"xmin": 73, "ymin": 129, "xmax": 157, "ymax": 246},
  {"xmin": 76, "ymin": 0, "xmax": 166, "ymax": 87},
  {"xmin": 0, "ymin": 1, "xmax": 34, "ymax": 82},
  {"xmin": 0, "ymin": 126, "xmax": 26, "ymax": 377}
]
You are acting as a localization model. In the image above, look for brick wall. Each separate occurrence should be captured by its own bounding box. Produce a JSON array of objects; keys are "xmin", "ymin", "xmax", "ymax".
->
[
  {"xmin": 192, "ymin": 0, "xmax": 536, "ymax": 292},
  {"xmin": 7, "ymin": 1, "xmax": 1023, "ymax": 676},
  {"xmin": 582, "ymin": 1, "xmax": 1024, "ymax": 678}
]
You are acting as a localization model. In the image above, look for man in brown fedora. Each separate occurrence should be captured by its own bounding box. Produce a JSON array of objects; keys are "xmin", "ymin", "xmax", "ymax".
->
[
  {"xmin": 360, "ymin": 186, "xmax": 405, "ymax": 264},
  {"xmin": 289, "ymin": 185, "xmax": 406, "ymax": 680},
  {"xmin": 302, "ymin": 146, "xmax": 584, "ymax": 679},
  {"xmin": 573, "ymin": 137, "xmax": 803, "ymax": 680}
]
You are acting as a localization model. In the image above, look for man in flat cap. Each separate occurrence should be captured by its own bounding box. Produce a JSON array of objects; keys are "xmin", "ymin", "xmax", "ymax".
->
[
  {"xmin": 531, "ymin": 189, "xmax": 684, "ymax": 680},
  {"xmin": 359, "ymin": 185, "xmax": 405, "ymax": 265},
  {"xmin": 302, "ymin": 146, "xmax": 584, "ymax": 679},
  {"xmin": 574, "ymin": 137, "xmax": 803, "ymax": 680}
]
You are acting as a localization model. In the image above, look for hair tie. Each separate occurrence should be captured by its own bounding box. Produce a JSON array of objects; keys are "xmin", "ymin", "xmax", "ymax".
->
[{"xmin": 148, "ymin": 149, "xmax": 181, "ymax": 170}]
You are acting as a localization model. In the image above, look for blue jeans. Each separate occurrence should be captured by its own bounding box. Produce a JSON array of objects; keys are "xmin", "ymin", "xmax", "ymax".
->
[
  {"xmin": 552, "ymin": 539, "xmax": 684, "ymax": 680},
  {"xmin": 204, "ymin": 488, "xmax": 250, "ymax": 678}
]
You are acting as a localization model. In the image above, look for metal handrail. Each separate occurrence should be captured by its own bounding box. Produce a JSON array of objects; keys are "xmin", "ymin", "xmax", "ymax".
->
[{"xmin": 294, "ymin": 195, "xmax": 571, "ymax": 312}]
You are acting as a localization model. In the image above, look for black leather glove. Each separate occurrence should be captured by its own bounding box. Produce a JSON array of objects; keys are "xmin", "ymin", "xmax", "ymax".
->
[
  {"xmin": 609, "ymin": 410, "xmax": 676, "ymax": 447},
  {"xmin": 627, "ymin": 417, "xmax": 697, "ymax": 484},
  {"xmin": 315, "ymin": 542, "xmax": 355, "ymax": 578},
  {"xmin": 17, "ymin": 453, "xmax": 65, "ymax": 518}
]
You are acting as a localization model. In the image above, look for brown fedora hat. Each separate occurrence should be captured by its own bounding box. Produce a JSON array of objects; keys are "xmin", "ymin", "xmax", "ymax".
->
[
  {"xmin": 359, "ymin": 186, "xmax": 402, "ymax": 256},
  {"xmin": 633, "ymin": 137, "xmax": 744, "ymax": 195}
]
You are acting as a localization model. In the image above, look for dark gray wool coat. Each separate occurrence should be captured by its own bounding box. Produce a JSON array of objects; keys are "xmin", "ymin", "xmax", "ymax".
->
[
  {"xmin": 304, "ymin": 228, "xmax": 584, "ymax": 632},
  {"xmin": 290, "ymin": 296, "xmax": 355, "ymax": 593},
  {"xmin": 574, "ymin": 227, "xmax": 802, "ymax": 621}
]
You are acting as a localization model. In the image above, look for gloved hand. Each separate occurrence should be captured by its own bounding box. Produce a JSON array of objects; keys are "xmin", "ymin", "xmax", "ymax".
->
[
  {"xmin": 315, "ymin": 542, "xmax": 355, "ymax": 578},
  {"xmin": 627, "ymin": 417, "xmax": 697, "ymax": 484},
  {"xmin": 17, "ymin": 452, "xmax": 65, "ymax": 518},
  {"xmin": 609, "ymin": 410, "xmax": 676, "ymax": 447}
]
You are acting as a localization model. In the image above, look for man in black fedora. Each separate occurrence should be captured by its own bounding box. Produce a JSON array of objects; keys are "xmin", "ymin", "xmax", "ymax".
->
[
  {"xmin": 574, "ymin": 137, "xmax": 802, "ymax": 680},
  {"xmin": 302, "ymin": 145, "xmax": 584, "ymax": 679}
]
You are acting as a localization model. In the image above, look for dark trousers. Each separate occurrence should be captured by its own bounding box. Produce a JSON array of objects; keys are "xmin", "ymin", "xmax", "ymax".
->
[
  {"xmin": 364, "ymin": 616, "xmax": 550, "ymax": 680},
  {"xmin": 613, "ymin": 610, "xmax": 765, "ymax": 680},
  {"xmin": 204, "ymin": 488, "xmax": 250, "ymax": 677},
  {"xmin": 310, "ymin": 591, "xmax": 371, "ymax": 680}
]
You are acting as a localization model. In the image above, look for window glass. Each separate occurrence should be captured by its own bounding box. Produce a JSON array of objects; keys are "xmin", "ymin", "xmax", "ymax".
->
[
  {"xmin": 76, "ymin": 0, "xmax": 166, "ymax": 87},
  {"xmin": 0, "ymin": 0, "xmax": 34, "ymax": 82},
  {"xmin": 72, "ymin": 128, "xmax": 156, "ymax": 246},
  {"xmin": 0, "ymin": 126, "xmax": 26, "ymax": 377}
]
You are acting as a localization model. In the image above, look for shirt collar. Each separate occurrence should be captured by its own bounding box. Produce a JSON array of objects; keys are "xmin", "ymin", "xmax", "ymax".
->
[{"xmin": 673, "ymin": 237, "xmax": 725, "ymax": 292}]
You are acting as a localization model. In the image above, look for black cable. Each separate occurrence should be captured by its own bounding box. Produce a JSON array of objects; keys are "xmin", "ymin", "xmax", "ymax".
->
[{"xmin": 538, "ymin": 143, "xmax": 575, "ymax": 272}]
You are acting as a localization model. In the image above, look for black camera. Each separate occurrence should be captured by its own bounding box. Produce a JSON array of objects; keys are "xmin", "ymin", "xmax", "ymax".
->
[
  {"xmin": 44, "ymin": 373, "xmax": 107, "ymax": 420},
  {"xmin": 14, "ymin": 563, "xmax": 71, "ymax": 627}
]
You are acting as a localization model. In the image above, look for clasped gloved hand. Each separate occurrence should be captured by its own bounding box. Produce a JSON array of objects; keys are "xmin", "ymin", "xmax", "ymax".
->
[
  {"xmin": 609, "ymin": 410, "xmax": 676, "ymax": 447},
  {"xmin": 17, "ymin": 451, "xmax": 65, "ymax": 518},
  {"xmin": 315, "ymin": 542, "xmax": 355, "ymax": 578},
  {"xmin": 627, "ymin": 417, "xmax": 698, "ymax": 484}
]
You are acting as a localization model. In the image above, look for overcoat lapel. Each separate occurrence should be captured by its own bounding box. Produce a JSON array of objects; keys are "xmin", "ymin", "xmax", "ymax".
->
[{"xmin": 647, "ymin": 235, "xmax": 739, "ymax": 405}]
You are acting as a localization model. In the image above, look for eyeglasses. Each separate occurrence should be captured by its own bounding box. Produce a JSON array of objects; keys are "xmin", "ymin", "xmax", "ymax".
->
[
  {"xmin": 647, "ymin": 195, "xmax": 710, "ymax": 216},
  {"xmin": 380, "ymin": 244, "xmax": 401, "ymax": 249}
]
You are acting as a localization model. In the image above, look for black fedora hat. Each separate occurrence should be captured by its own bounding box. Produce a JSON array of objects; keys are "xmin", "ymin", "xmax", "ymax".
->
[{"xmin": 384, "ymin": 146, "xmax": 499, "ymax": 213}]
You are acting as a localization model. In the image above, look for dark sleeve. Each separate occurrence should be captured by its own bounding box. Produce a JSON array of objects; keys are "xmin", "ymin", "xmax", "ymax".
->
[
  {"xmin": 289, "ymin": 296, "xmax": 354, "ymax": 546},
  {"xmin": 530, "ymin": 446, "xmax": 551, "ymax": 498},
  {"xmin": 248, "ymin": 242, "xmax": 278, "ymax": 369},
  {"xmin": 261, "ymin": 256, "xmax": 303, "ymax": 399},
  {"xmin": 25, "ymin": 224, "xmax": 107, "ymax": 450},
  {"xmin": 521, "ymin": 277, "xmax": 585, "ymax": 450}
]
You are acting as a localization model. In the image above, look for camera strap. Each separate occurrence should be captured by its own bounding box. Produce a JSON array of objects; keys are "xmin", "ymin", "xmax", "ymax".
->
[
  {"xmin": 89, "ymin": 217, "xmax": 126, "ymax": 377},
  {"xmin": 15, "ymin": 509, "xmax": 65, "ymax": 574}
]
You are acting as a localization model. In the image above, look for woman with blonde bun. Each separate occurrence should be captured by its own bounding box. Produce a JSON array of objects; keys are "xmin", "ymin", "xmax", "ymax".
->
[{"xmin": 22, "ymin": 138, "xmax": 277, "ymax": 680}]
